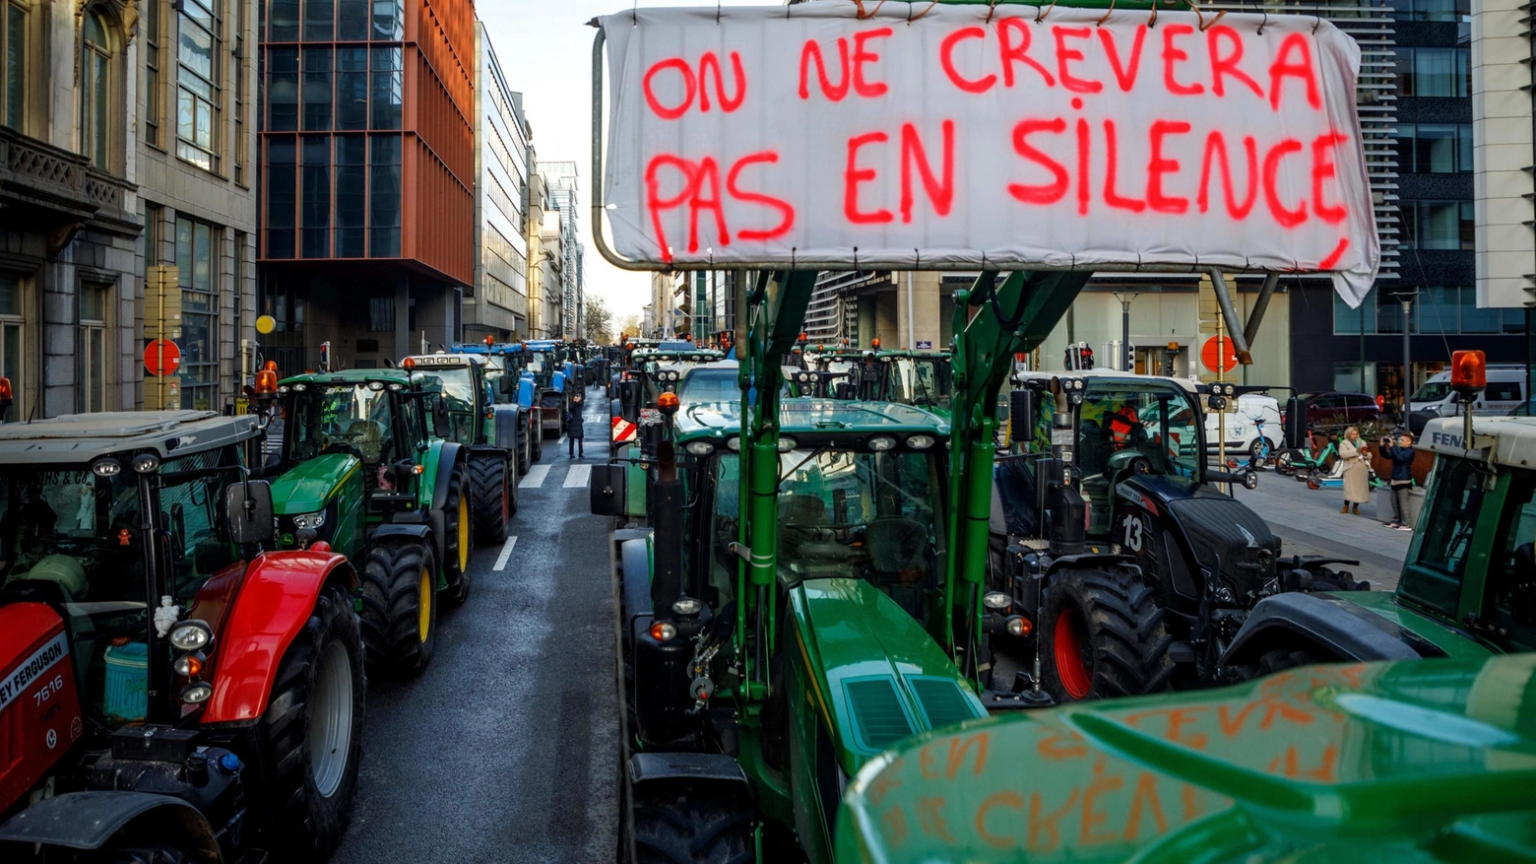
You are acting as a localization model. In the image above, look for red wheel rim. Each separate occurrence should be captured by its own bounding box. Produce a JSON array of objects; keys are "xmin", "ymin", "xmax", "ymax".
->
[{"xmin": 1053, "ymin": 608, "xmax": 1092, "ymax": 699}]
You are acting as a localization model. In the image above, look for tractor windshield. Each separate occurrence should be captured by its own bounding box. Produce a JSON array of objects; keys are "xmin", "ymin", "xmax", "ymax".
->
[
  {"xmin": 1076, "ymin": 385, "xmax": 1203, "ymax": 535},
  {"xmin": 706, "ymin": 448, "xmax": 945, "ymax": 616},
  {"xmin": 678, "ymin": 368, "xmax": 737, "ymax": 406},
  {"xmin": 414, "ymin": 367, "xmax": 479, "ymax": 442},
  {"xmin": 889, "ymin": 358, "xmax": 952, "ymax": 408},
  {"xmin": 288, "ymin": 384, "xmax": 398, "ymax": 466}
]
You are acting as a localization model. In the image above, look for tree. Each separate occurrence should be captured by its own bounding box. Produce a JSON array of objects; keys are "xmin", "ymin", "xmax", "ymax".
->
[
  {"xmin": 617, "ymin": 313, "xmax": 641, "ymax": 340},
  {"xmin": 584, "ymin": 295, "xmax": 614, "ymax": 344}
]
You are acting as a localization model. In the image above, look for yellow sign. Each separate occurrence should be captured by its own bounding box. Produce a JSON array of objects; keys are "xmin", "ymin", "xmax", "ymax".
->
[{"xmin": 255, "ymin": 315, "xmax": 276, "ymax": 335}]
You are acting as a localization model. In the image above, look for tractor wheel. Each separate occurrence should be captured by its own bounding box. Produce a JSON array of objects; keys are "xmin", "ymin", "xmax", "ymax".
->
[
  {"xmin": 441, "ymin": 461, "xmax": 471, "ymax": 601},
  {"xmin": 358, "ymin": 541, "xmax": 437, "ymax": 676},
  {"xmin": 252, "ymin": 583, "xmax": 365, "ymax": 858},
  {"xmin": 468, "ymin": 455, "xmax": 510, "ymax": 547},
  {"xmin": 517, "ymin": 427, "xmax": 532, "ymax": 475},
  {"xmin": 91, "ymin": 845, "xmax": 192, "ymax": 863},
  {"xmin": 1040, "ymin": 567, "xmax": 1174, "ymax": 703},
  {"xmin": 632, "ymin": 789, "xmax": 753, "ymax": 864}
]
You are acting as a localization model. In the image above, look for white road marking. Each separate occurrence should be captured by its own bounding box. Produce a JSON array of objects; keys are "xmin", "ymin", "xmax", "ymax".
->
[
  {"xmin": 493, "ymin": 536, "xmax": 518, "ymax": 571},
  {"xmin": 520, "ymin": 464, "xmax": 551, "ymax": 489},
  {"xmin": 564, "ymin": 464, "xmax": 591, "ymax": 488}
]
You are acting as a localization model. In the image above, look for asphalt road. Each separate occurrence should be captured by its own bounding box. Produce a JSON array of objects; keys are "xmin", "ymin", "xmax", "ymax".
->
[{"xmin": 332, "ymin": 386, "xmax": 618, "ymax": 864}]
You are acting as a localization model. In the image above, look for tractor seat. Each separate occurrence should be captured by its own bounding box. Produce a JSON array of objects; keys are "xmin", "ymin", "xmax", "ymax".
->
[
  {"xmin": 344, "ymin": 420, "xmax": 387, "ymax": 463},
  {"xmin": 778, "ymin": 494, "xmax": 829, "ymax": 526}
]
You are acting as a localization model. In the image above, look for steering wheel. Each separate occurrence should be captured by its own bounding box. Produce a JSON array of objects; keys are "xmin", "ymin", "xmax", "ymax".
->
[{"xmin": 1126, "ymin": 456, "xmax": 1153, "ymax": 476}]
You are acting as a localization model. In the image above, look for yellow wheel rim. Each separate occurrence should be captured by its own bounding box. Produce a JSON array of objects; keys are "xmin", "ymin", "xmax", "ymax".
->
[
  {"xmin": 457, "ymin": 493, "xmax": 469, "ymax": 573},
  {"xmin": 417, "ymin": 568, "xmax": 432, "ymax": 642}
]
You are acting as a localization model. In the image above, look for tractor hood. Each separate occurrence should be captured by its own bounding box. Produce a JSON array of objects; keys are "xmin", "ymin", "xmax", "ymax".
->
[
  {"xmin": 836, "ymin": 653, "xmax": 1536, "ymax": 864},
  {"xmin": 270, "ymin": 453, "xmax": 359, "ymax": 515},
  {"xmin": 791, "ymin": 579, "xmax": 986, "ymax": 779}
]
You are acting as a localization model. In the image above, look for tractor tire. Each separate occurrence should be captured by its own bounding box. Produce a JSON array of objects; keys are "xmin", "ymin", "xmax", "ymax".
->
[
  {"xmin": 441, "ymin": 461, "xmax": 471, "ymax": 601},
  {"xmin": 632, "ymin": 789, "xmax": 753, "ymax": 864},
  {"xmin": 517, "ymin": 427, "xmax": 532, "ymax": 475},
  {"xmin": 1040, "ymin": 567, "xmax": 1174, "ymax": 703},
  {"xmin": 252, "ymin": 583, "xmax": 365, "ymax": 858},
  {"xmin": 359, "ymin": 541, "xmax": 438, "ymax": 676},
  {"xmin": 468, "ymin": 455, "xmax": 510, "ymax": 547},
  {"xmin": 91, "ymin": 845, "xmax": 192, "ymax": 863}
]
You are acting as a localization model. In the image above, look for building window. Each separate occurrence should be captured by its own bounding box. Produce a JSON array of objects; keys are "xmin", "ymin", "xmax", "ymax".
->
[
  {"xmin": 301, "ymin": 134, "xmax": 330, "ymax": 257},
  {"xmin": 81, "ymin": 9, "xmax": 113, "ymax": 169},
  {"xmin": 266, "ymin": 136, "xmax": 296, "ymax": 257},
  {"xmin": 338, "ymin": 0, "xmax": 367, "ymax": 40},
  {"xmin": 1393, "ymin": 48, "xmax": 1470, "ymax": 98},
  {"xmin": 336, "ymin": 46, "xmax": 366, "ymax": 129},
  {"xmin": 1335, "ymin": 286, "xmax": 1528, "ymax": 335},
  {"xmin": 372, "ymin": 0, "xmax": 401, "ymax": 40},
  {"xmin": 1387, "ymin": 0, "xmax": 1469, "ymax": 21},
  {"xmin": 234, "ymin": 0, "xmax": 246, "ymax": 182},
  {"xmin": 0, "ymin": 277, "xmax": 22, "ymax": 405},
  {"xmin": 369, "ymin": 134, "xmax": 400, "ymax": 256},
  {"xmin": 176, "ymin": 217, "xmax": 218, "ymax": 410},
  {"xmin": 368, "ymin": 296, "xmax": 394, "ymax": 331},
  {"xmin": 233, "ymin": 230, "xmax": 245, "ymax": 338},
  {"xmin": 1400, "ymin": 200, "xmax": 1475, "ymax": 250},
  {"xmin": 3, "ymin": 1, "xmax": 23, "ymax": 131},
  {"xmin": 144, "ymin": 0, "xmax": 161, "ymax": 145},
  {"xmin": 302, "ymin": 46, "xmax": 330, "ymax": 130},
  {"xmin": 304, "ymin": 0, "xmax": 332, "ymax": 40},
  {"xmin": 269, "ymin": 0, "xmax": 297, "ymax": 40},
  {"xmin": 335, "ymin": 134, "xmax": 366, "ymax": 256},
  {"xmin": 369, "ymin": 45, "xmax": 400, "ymax": 129},
  {"xmin": 78, "ymin": 283, "xmax": 108, "ymax": 414},
  {"xmin": 177, "ymin": 0, "xmax": 220, "ymax": 171},
  {"xmin": 268, "ymin": 47, "xmax": 297, "ymax": 131},
  {"xmin": 1393, "ymin": 123, "xmax": 1473, "ymax": 174}
]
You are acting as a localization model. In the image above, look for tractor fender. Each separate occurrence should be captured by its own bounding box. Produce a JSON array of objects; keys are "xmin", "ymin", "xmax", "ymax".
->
[
  {"xmin": 517, "ymin": 377, "xmax": 535, "ymax": 409},
  {"xmin": 431, "ymin": 442, "xmax": 467, "ymax": 512},
  {"xmin": 371, "ymin": 522, "xmax": 431, "ymax": 543},
  {"xmin": 469, "ymin": 443, "xmax": 509, "ymax": 461},
  {"xmin": 1042, "ymin": 552, "xmax": 1136, "ymax": 578},
  {"xmin": 621, "ymin": 535, "xmax": 653, "ymax": 642},
  {"xmin": 490, "ymin": 404, "xmax": 521, "ymax": 452},
  {"xmin": 0, "ymin": 791, "xmax": 223, "ymax": 859},
  {"xmin": 201, "ymin": 551, "xmax": 357, "ymax": 724},
  {"xmin": 628, "ymin": 752, "xmax": 750, "ymax": 794},
  {"xmin": 1220, "ymin": 592, "xmax": 1428, "ymax": 669}
]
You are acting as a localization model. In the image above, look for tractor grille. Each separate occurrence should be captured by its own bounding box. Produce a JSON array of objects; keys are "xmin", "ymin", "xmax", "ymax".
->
[
  {"xmin": 1166, "ymin": 496, "xmax": 1279, "ymax": 602},
  {"xmin": 909, "ymin": 677, "xmax": 979, "ymax": 732},
  {"xmin": 843, "ymin": 678, "xmax": 914, "ymax": 752}
]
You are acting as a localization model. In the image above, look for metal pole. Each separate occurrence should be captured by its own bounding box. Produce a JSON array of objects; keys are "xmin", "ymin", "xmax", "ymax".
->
[{"xmin": 1401, "ymin": 297, "xmax": 1412, "ymax": 424}]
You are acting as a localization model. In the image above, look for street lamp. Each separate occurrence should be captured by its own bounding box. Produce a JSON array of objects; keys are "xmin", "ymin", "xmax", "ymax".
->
[{"xmin": 1389, "ymin": 290, "xmax": 1418, "ymax": 422}]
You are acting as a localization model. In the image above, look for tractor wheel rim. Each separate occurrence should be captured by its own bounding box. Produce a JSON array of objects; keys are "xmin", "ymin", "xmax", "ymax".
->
[
  {"xmin": 309, "ymin": 640, "xmax": 354, "ymax": 798},
  {"xmin": 418, "ymin": 568, "xmax": 432, "ymax": 641},
  {"xmin": 457, "ymin": 494, "xmax": 469, "ymax": 571},
  {"xmin": 1053, "ymin": 608, "xmax": 1093, "ymax": 700}
]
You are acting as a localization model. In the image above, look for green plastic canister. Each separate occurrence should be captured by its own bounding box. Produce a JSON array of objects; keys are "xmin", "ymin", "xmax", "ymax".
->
[{"xmin": 103, "ymin": 642, "xmax": 148, "ymax": 721}]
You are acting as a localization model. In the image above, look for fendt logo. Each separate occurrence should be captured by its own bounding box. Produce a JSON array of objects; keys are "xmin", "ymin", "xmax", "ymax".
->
[{"xmin": 1431, "ymin": 431, "xmax": 1465, "ymax": 449}]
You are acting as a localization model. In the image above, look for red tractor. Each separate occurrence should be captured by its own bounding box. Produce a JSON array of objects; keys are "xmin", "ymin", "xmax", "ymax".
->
[{"xmin": 0, "ymin": 409, "xmax": 365, "ymax": 862}]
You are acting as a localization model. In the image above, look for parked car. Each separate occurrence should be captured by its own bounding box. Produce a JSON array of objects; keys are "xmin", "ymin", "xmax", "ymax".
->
[
  {"xmin": 1298, "ymin": 390, "xmax": 1380, "ymax": 430},
  {"xmin": 1205, "ymin": 393, "xmax": 1284, "ymax": 462},
  {"xmin": 1508, "ymin": 398, "xmax": 1535, "ymax": 417},
  {"xmin": 1411, "ymin": 364, "xmax": 1526, "ymax": 418}
]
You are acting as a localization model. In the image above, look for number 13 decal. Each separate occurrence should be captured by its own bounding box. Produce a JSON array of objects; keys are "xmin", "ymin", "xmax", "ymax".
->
[{"xmin": 1121, "ymin": 513, "xmax": 1145, "ymax": 552}]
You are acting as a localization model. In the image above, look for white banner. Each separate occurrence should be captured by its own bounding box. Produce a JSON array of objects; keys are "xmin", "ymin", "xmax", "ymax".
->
[{"xmin": 600, "ymin": 4, "xmax": 1380, "ymax": 305}]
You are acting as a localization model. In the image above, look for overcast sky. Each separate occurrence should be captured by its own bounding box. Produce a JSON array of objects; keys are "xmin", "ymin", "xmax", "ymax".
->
[{"xmin": 478, "ymin": 0, "xmax": 766, "ymax": 325}]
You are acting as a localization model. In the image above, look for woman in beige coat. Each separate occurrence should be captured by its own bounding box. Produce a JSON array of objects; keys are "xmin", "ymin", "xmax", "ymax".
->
[{"xmin": 1338, "ymin": 426, "xmax": 1371, "ymax": 514}]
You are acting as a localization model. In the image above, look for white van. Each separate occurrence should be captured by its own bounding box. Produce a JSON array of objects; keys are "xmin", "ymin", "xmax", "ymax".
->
[
  {"xmin": 1204, "ymin": 393, "xmax": 1284, "ymax": 462},
  {"xmin": 1410, "ymin": 365, "xmax": 1526, "ymax": 418}
]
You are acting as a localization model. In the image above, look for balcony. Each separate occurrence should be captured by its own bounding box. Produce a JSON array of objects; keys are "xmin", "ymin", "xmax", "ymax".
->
[{"xmin": 0, "ymin": 126, "xmax": 139, "ymax": 251}]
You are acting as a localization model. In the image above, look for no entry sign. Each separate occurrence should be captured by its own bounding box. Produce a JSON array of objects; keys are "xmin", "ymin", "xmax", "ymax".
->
[
  {"xmin": 145, "ymin": 339, "xmax": 182, "ymax": 377},
  {"xmin": 600, "ymin": 4, "xmax": 1379, "ymax": 304},
  {"xmin": 1201, "ymin": 335, "xmax": 1237, "ymax": 373}
]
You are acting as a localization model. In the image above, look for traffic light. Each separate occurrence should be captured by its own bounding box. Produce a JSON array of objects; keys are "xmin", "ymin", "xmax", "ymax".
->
[{"xmin": 1080, "ymin": 345, "xmax": 1094, "ymax": 370}]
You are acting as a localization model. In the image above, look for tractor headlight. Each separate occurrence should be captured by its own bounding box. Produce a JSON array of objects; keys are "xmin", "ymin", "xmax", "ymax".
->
[
  {"xmin": 684, "ymin": 440, "xmax": 716, "ymax": 456},
  {"xmin": 1244, "ymin": 472, "xmax": 1259, "ymax": 490},
  {"xmin": 1005, "ymin": 615, "xmax": 1032, "ymax": 637},
  {"xmin": 169, "ymin": 620, "xmax": 214, "ymax": 652},
  {"xmin": 867, "ymin": 436, "xmax": 897, "ymax": 452},
  {"xmin": 983, "ymin": 591, "xmax": 1012, "ymax": 610},
  {"xmin": 91, "ymin": 458, "xmax": 122, "ymax": 477},
  {"xmin": 777, "ymin": 436, "xmax": 798, "ymax": 452},
  {"xmin": 906, "ymin": 434, "xmax": 936, "ymax": 450},
  {"xmin": 131, "ymin": 453, "xmax": 161, "ymax": 474},
  {"xmin": 725, "ymin": 436, "xmax": 741, "ymax": 451},
  {"xmin": 671, "ymin": 597, "xmax": 703, "ymax": 617},
  {"xmin": 291, "ymin": 383, "xmax": 308, "ymax": 392},
  {"xmin": 278, "ymin": 385, "xmax": 290, "ymax": 394},
  {"xmin": 180, "ymin": 682, "xmax": 213, "ymax": 704},
  {"xmin": 387, "ymin": 383, "xmax": 404, "ymax": 392},
  {"xmin": 367, "ymin": 380, "xmax": 386, "ymax": 392},
  {"xmin": 173, "ymin": 653, "xmax": 206, "ymax": 677},
  {"xmin": 649, "ymin": 621, "xmax": 677, "ymax": 642},
  {"xmin": 292, "ymin": 511, "xmax": 327, "ymax": 530}
]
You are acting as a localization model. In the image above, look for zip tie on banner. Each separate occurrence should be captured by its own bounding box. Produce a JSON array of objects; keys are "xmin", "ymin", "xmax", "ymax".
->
[
  {"xmin": 1188, "ymin": 0, "xmax": 1226, "ymax": 31},
  {"xmin": 910, "ymin": 0, "xmax": 942, "ymax": 23},
  {"xmin": 717, "ymin": 1, "xmax": 722, "ymax": 24},
  {"xmin": 853, "ymin": 247, "xmax": 860, "ymax": 269},
  {"xmin": 1148, "ymin": 0, "xmax": 1159, "ymax": 28},
  {"xmin": 1036, "ymin": 0, "xmax": 1059, "ymax": 24},
  {"xmin": 1257, "ymin": 9, "xmax": 1267, "ymax": 34},
  {"xmin": 1314, "ymin": 14, "xmax": 1323, "ymax": 33},
  {"xmin": 987, "ymin": 0, "xmax": 1002, "ymax": 24},
  {"xmin": 1096, "ymin": 0, "xmax": 1117, "ymax": 27}
]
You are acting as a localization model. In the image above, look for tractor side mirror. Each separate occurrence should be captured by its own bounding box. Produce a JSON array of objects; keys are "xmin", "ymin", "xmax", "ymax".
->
[
  {"xmin": 590, "ymin": 464, "xmax": 627, "ymax": 516},
  {"xmin": 225, "ymin": 480, "xmax": 275, "ymax": 545},
  {"xmin": 1009, "ymin": 389, "xmax": 1036, "ymax": 446},
  {"xmin": 432, "ymin": 395, "xmax": 450, "ymax": 438}
]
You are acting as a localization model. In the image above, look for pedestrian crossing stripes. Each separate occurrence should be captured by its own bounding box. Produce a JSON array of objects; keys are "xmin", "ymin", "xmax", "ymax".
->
[
  {"xmin": 520, "ymin": 464, "xmax": 551, "ymax": 489},
  {"xmin": 564, "ymin": 464, "xmax": 591, "ymax": 488}
]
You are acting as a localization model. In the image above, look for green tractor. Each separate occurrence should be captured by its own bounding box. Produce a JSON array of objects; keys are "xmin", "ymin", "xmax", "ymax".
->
[
  {"xmin": 263, "ymin": 367, "xmax": 479, "ymax": 676},
  {"xmin": 837, "ymin": 651, "xmax": 1536, "ymax": 862},
  {"xmin": 788, "ymin": 345, "xmax": 953, "ymax": 412},
  {"xmin": 1222, "ymin": 405, "xmax": 1536, "ymax": 672},
  {"xmin": 0, "ymin": 410, "xmax": 366, "ymax": 861},
  {"xmin": 404, "ymin": 352, "xmax": 522, "ymax": 544}
]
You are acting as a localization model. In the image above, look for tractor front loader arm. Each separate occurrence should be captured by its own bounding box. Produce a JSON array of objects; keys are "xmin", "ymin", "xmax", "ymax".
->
[{"xmin": 944, "ymin": 270, "xmax": 1091, "ymax": 662}]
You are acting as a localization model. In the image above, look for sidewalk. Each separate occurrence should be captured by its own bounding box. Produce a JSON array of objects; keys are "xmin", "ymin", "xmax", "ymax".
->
[{"xmin": 1231, "ymin": 472, "xmax": 1411, "ymax": 591}]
